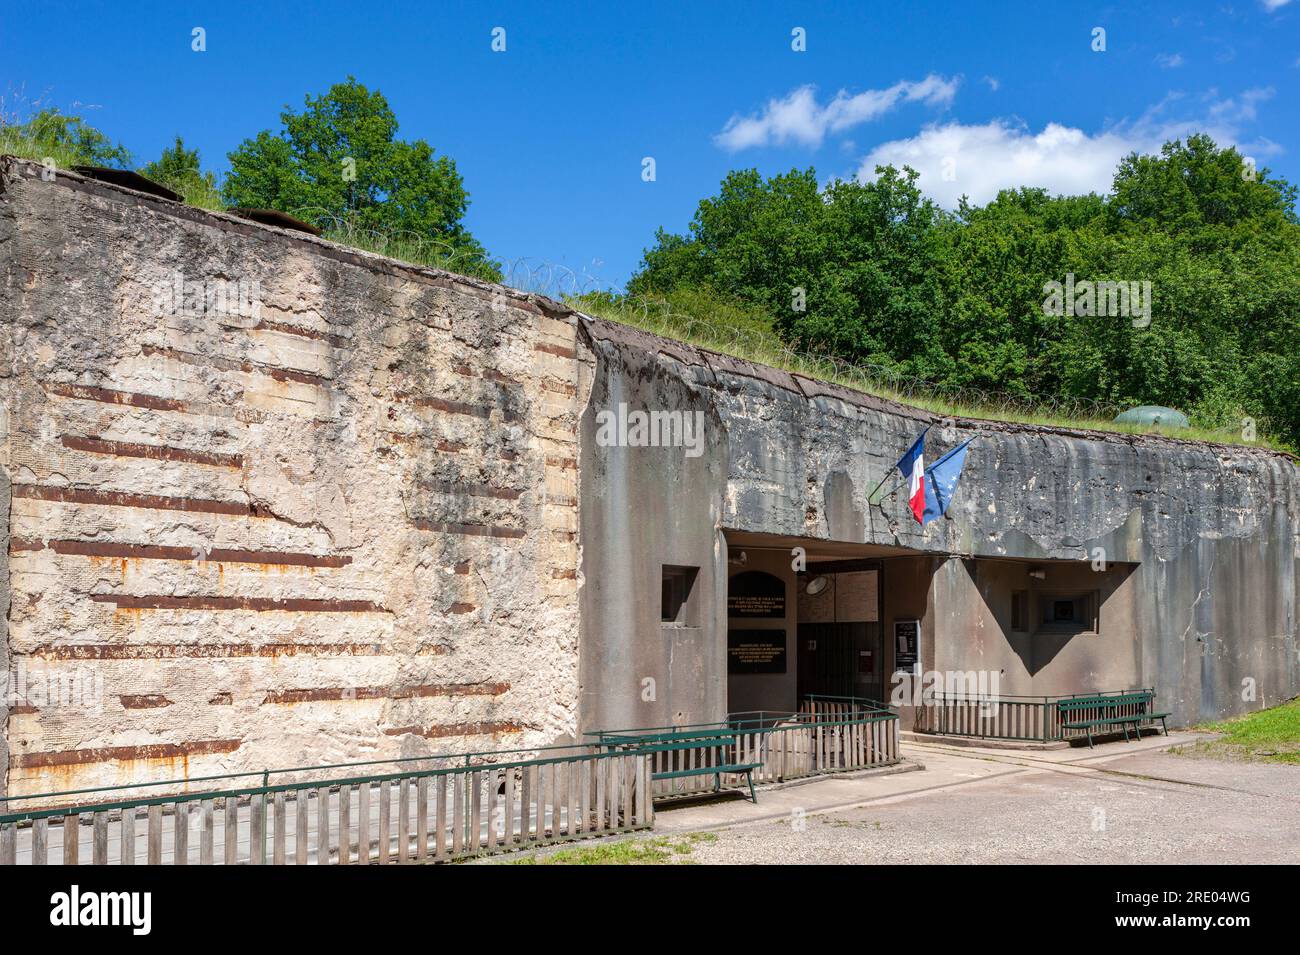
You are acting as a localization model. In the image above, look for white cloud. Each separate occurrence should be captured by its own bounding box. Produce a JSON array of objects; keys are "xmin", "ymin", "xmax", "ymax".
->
[
  {"xmin": 855, "ymin": 89, "xmax": 1278, "ymax": 208},
  {"xmin": 1155, "ymin": 52, "xmax": 1184, "ymax": 68},
  {"xmin": 714, "ymin": 75, "xmax": 959, "ymax": 151},
  {"xmin": 982, "ymin": 76, "xmax": 1000, "ymax": 92},
  {"xmin": 1262, "ymin": 0, "xmax": 1292, "ymax": 11}
]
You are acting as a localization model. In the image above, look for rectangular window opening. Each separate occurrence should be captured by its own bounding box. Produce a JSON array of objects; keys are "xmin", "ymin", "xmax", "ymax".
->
[{"xmin": 661, "ymin": 565, "xmax": 700, "ymax": 625}]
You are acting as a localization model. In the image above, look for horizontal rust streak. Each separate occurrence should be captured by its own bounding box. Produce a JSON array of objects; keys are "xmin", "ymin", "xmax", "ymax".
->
[
  {"xmin": 12, "ymin": 484, "xmax": 255, "ymax": 516},
  {"xmin": 383, "ymin": 720, "xmax": 526, "ymax": 740},
  {"xmin": 13, "ymin": 738, "xmax": 241, "ymax": 769},
  {"xmin": 551, "ymin": 569, "xmax": 577, "ymax": 580},
  {"xmin": 262, "ymin": 682, "xmax": 509, "ymax": 704},
  {"xmin": 394, "ymin": 393, "xmax": 524, "ymax": 424},
  {"xmin": 89, "ymin": 594, "xmax": 388, "ymax": 613},
  {"xmin": 61, "ymin": 435, "xmax": 244, "ymax": 469},
  {"xmin": 142, "ymin": 344, "xmax": 329, "ymax": 388},
  {"xmin": 29, "ymin": 643, "xmax": 440, "ymax": 660},
  {"xmin": 46, "ymin": 381, "xmax": 187, "ymax": 412},
  {"xmin": 542, "ymin": 381, "xmax": 578, "ymax": 396},
  {"xmin": 9, "ymin": 538, "xmax": 45, "ymax": 552},
  {"xmin": 549, "ymin": 495, "xmax": 578, "ymax": 508},
  {"xmin": 545, "ymin": 455, "xmax": 577, "ymax": 470},
  {"xmin": 534, "ymin": 342, "xmax": 577, "ymax": 359},
  {"xmin": 49, "ymin": 539, "xmax": 350, "ymax": 567},
  {"xmin": 401, "ymin": 395, "xmax": 490, "ymax": 419},
  {"xmin": 119, "ymin": 694, "xmax": 173, "ymax": 709},
  {"xmin": 252, "ymin": 319, "xmax": 351, "ymax": 348},
  {"xmin": 452, "ymin": 365, "xmax": 520, "ymax": 387},
  {"xmin": 418, "ymin": 479, "xmax": 523, "ymax": 500},
  {"xmin": 448, "ymin": 602, "xmax": 476, "ymax": 614},
  {"xmin": 411, "ymin": 520, "xmax": 526, "ymax": 540}
]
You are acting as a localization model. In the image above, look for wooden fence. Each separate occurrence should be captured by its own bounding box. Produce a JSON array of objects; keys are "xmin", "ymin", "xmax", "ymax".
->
[
  {"xmin": 912, "ymin": 689, "xmax": 1159, "ymax": 743},
  {"xmin": 0, "ymin": 744, "xmax": 651, "ymax": 865}
]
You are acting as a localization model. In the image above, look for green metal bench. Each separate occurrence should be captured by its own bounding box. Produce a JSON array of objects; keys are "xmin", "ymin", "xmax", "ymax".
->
[
  {"xmin": 1058, "ymin": 691, "xmax": 1170, "ymax": 749},
  {"xmin": 594, "ymin": 728, "xmax": 761, "ymax": 803}
]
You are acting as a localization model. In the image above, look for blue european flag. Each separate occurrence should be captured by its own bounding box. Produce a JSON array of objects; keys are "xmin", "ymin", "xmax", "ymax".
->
[{"xmin": 921, "ymin": 439, "xmax": 974, "ymax": 525}]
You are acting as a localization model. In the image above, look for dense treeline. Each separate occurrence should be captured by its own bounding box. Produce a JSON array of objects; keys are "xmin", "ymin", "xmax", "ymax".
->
[{"xmin": 630, "ymin": 136, "xmax": 1300, "ymax": 447}]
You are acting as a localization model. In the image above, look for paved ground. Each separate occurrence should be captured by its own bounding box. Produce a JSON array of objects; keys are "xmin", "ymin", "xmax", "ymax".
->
[{"xmin": 637, "ymin": 733, "xmax": 1300, "ymax": 864}]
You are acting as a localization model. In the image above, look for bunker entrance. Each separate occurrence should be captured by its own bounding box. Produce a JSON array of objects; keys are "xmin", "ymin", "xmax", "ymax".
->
[{"xmin": 723, "ymin": 531, "xmax": 936, "ymax": 716}]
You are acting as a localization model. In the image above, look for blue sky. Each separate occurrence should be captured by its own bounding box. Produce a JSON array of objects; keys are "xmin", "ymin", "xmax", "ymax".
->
[{"xmin": 3, "ymin": 1, "xmax": 1298, "ymax": 291}]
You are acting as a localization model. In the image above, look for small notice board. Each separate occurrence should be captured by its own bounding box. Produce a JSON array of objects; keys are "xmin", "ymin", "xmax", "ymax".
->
[
  {"xmin": 727, "ymin": 629, "xmax": 787, "ymax": 674},
  {"xmin": 893, "ymin": 619, "xmax": 921, "ymax": 675}
]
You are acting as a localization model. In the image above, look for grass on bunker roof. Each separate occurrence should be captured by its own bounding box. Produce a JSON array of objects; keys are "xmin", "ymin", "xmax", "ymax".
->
[{"xmin": 571, "ymin": 290, "xmax": 1295, "ymax": 455}]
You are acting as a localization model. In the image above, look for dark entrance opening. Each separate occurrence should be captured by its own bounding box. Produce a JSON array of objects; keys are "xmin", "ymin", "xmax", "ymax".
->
[{"xmin": 796, "ymin": 559, "xmax": 885, "ymax": 703}]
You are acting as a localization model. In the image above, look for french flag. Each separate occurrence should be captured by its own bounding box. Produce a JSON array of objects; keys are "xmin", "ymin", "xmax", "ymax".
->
[{"xmin": 894, "ymin": 428, "xmax": 928, "ymax": 524}]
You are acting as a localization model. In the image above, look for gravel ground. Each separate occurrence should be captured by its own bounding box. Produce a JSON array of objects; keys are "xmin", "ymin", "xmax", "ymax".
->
[{"xmin": 683, "ymin": 749, "xmax": 1300, "ymax": 864}]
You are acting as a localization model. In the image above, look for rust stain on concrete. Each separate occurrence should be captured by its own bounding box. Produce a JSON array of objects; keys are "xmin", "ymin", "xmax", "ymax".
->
[
  {"xmin": 61, "ymin": 434, "xmax": 245, "ymax": 469},
  {"xmin": 382, "ymin": 720, "xmax": 526, "ymax": 740},
  {"xmin": 262, "ymin": 682, "xmax": 509, "ymax": 704},
  {"xmin": 142, "ymin": 343, "xmax": 329, "ymax": 388},
  {"xmin": 252, "ymin": 319, "xmax": 351, "ymax": 348},
  {"xmin": 119, "ymin": 694, "xmax": 173, "ymax": 709},
  {"xmin": 46, "ymin": 539, "xmax": 349, "ymax": 567},
  {"xmin": 12, "ymin": 738, "xmax": 241, "ymax": 769},
  {"xmin": 88, "ymin": 594, "xmax": 389, "ymax": 613},
  {"xmin": 11, "ymin": 484, "xmax": 257, "ymax": 517},
  {"xmin": 46, "ymin": 381, "xmax": 188, "ymax": 412}
]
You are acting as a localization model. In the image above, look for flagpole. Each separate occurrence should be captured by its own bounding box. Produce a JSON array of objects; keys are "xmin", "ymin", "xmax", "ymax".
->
[
  {"xmin": 871, "ymin": 425, "xmax": 929, "ymax": 508},
  {"xmin": 867, "ymin": 472, "xmax": 905, "ymax": 507}
]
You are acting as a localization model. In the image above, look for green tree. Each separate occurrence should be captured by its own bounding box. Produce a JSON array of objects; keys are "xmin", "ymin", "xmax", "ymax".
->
[
  {"xmin": 222, "ymin": 77, "xmax": 497, "ymax": 278},
  {"xmin": 140, "ymin": 136, "xmax": 221, "ymax": 208},
  {"xmin": 630, "ymin": 136, "xmax": 1300, "ymax": 448},
  {"xmin": 631, "ymin": 166, "xmax": 948, "ymax": 377}
]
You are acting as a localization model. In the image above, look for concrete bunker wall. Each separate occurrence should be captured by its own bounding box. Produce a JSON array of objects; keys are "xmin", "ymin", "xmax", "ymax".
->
[
  {"xmin": 578, "ymin": 318, "xmax": 1300, "ymax": 729},
  {"xmin": 0, "ymin": 159, "xmax": 589, "ymax": 798}
]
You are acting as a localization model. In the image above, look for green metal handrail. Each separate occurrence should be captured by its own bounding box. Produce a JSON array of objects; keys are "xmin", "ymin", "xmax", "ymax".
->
[
  {"xmin": 913, "ymin": 687, "xmax": 1160, "ymax": 742},
  {"xmin": 0, "ymin": 739, "xmax": 619, "ymax": 823}
]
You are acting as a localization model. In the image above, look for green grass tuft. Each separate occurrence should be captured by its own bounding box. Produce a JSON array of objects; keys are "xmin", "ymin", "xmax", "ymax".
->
[
  {"xmin": 510, "ymin": 832, "xmax": 717, "ymax": 865},
  {"xmin": 1179, "ymin": 698, "xmax": 1300, "ymax": 765}
]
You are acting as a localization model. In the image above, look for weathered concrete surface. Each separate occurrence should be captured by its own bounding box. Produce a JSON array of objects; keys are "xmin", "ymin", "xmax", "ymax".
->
[
  {"xmin": 3, "ymin": 154, "xmax": 1297, "ymax": 805},
  {"xmin": 576, "ymin": 322, "xmax": 729, "ymax": 732},
  {"xmin": 577, "ymin": 317, "xmax": 1300, "ymax": 728},
  {"xmin": 0, "ymin": 158, "xmax": 588, "ymax": 799}
]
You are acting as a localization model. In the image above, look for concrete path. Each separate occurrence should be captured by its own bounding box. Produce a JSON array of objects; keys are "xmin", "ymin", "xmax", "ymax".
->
[{"xmin": 646, "ymin": 732, "xmax": 1300, "ymax": 864}]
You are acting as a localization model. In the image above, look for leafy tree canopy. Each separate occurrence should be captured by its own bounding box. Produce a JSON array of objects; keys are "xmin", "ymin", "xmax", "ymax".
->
[
  {"xmin": 630, "ymin": 135, "xmax": 1300, "ymax": 448},
  {"xmin": 140, "ymin": 135, "xmax": 221, "ymax": 207},
  {"xmin": 222, "ymin": 77, "xmax": 497, "ymax": 278}
]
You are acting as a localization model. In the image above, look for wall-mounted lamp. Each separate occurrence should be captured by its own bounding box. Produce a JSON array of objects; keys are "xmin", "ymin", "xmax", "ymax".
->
[
  {"xmin": 1028, "ymin": 568, "xmax": 1046, "ymax": 580},
  {"xmin": 728, "ymin": 550, "xmax": 748, "ymax": 566},
  {"xmin": 805, "ymin": 575, "xmax": 831, "ymax": 596}
]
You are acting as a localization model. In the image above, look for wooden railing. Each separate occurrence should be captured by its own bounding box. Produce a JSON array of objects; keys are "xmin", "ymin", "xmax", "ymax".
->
[
  {"xmin": 912, "ymin": 689, "xmax": 1161, "ymax": 742},
  {"xmin": 0, "ymin": 743, "xmax": 651, "ymax": 865}
]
